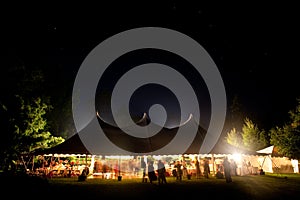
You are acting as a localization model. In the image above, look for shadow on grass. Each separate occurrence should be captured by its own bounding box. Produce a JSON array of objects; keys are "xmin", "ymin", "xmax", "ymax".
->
[
  {"xmin": 1, "ymin": 173, "xmax": 300, "ymax": 199},
  {"xmin": 47, "ymin": 176, "xmax": 247, "ymax": 199}
]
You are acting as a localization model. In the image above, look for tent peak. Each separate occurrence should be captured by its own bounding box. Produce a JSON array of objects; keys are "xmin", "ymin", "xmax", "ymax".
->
[
  {"xmin": 180, "ymin": 113, "xmax": 193, "ymax": 126},
  {"xmin": 256, "ymin": 145, "xmax": 274, "ymax": 155}
]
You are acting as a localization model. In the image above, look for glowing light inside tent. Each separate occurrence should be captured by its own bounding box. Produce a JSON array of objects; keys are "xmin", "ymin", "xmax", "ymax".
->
[
  {"xmin": 291, "ymin": 159, "xmax": 299, "ymax": 173},
  {"xmin": 232, "ymin": 153, "xmax": 241, "ymax": 162},
  {"xmin": 153, "ymin": 155, "xmax": 162, "ymax": 160},
  {"xmin": 105, "ymin": 155, "xmax": 134, "ymax": 159}
]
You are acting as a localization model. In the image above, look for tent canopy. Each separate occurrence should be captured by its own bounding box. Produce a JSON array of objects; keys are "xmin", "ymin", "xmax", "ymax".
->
[
  {"xmin": 33, "ymin": 133, "xmax": 90, "ymax": 155},
  {"xmin": 34, "ymin": 113, "xmax": 257, "ymax": 156},
  {"xmin": 256, "ymin": 145, "xmax": 274, "ymax": 155},
  {"xmin": 256, "ymin": 145, "xmax": 282, "ymax": 157}
]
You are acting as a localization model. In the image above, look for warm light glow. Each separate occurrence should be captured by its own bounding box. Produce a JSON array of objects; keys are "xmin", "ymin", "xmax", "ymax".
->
[
  {"xmin": 232, "ymin": 153, "xmax": 241, "ymax": 162},
  {"xmin": 153, "ymin": 155, "xmax": 162, "ymax": 160},
  {"xmin": 189, "ymin": 155, "xmax": 196, "ymax": 161},
  {"xmin": 105, "ymin": 155, "xmax": 134, "ymax": 159},
  {"xmin": 291, "ymin": 159, "xmax": 299, "ymax": 173}
]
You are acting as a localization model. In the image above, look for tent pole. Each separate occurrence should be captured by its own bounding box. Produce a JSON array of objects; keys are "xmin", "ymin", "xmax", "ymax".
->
[
  {"xmin": 118, "ymin": 155, "xmax": 122, "ymax": 181},
  {"xmin": 50, "ymin": 155, "xmax": 53, "ymax": 170},
  {"xmin": 261, "ymin": 156, "xmax": 266, "ymax": 169},
  {"xmin": 211, "ymin": 154, "xmax": 215, "ymax": 175},
  {"xmin": 20, "ymin": 155, "xmax": 27, "ymax": 172},
  {"xmin": 32, "ymin": 155, "xmax": 35, "ymax": 171},
  {"xmin": 268, "ymin": 155, "xmax": 280, "ymax": 176},
  {"xmin": 118, "ymin": 156, "xmax": 121, "ymax": 176}
]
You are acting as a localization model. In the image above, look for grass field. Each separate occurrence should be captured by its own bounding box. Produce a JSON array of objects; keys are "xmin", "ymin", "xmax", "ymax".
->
[{"xmin": 2, "ymin": 173, "xmax": 300, "ymax": 199}]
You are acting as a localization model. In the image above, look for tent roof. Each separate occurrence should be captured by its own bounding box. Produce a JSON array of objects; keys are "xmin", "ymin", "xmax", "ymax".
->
[
  {"xmin": 256, "ymin": 145, "xmax": 274, "ymax": 154},
  {"xmin": 34, "ymin": 113, "xmax": 257, "ymax": 156},
  {"xmin": 256, "ymin": 145, "xmax": 282, "ymax": 157},
  {"xmin": 34, "ymin": 113, "xmax": 205, "ymax": 156},
  {"xmin": 34, "ymin": 133, "xmax": 90, "ymax": 155}
]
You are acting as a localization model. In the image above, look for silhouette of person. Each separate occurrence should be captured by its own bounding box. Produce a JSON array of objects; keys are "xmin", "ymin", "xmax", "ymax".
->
[
  {"xmin": 147, "ymin": 161, "xmax": 156, "ymax": 184},
  {"xmin": 141, "ymin": 160, "xmax": 147, "ymax": 182},
  {"xmin": 203, "ymin": 159, "xmax": 210, "ymax": 178},
  {"xmin": 195, "ymin": 158, "xmax": 201, "ymax": 179},
  {"xmin": 157, "ymin": 160, "xmax": 167, "ymax": 184},
  {"xmin": 230, "ymin": 159, "xmax": 238, "ymax": 176},
  {"xmin": 174, "ymin": 161, "xmax": 183, "ymax": 181},
  {"xmin": 78, "ymin": 166, "xmax": 89, "ymax": 181},
  {"xmin": 223, "ymin": 157, "xmax": 232, "ymax": 183}
]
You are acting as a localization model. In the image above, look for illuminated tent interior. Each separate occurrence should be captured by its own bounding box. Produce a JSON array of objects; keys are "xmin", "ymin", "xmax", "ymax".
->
[
  {"xmin": 30, "ymin": 114, "xmax": 298, "ymax": 179},
  {"xmin": 254, "ymin": 145, "xmax": 299, "ymax": 174}
]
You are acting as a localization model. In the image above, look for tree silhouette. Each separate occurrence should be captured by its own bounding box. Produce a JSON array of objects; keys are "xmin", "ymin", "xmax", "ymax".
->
[{"xmin": 270, "ymin": 98, "xmax": 300, "ymax": 159}]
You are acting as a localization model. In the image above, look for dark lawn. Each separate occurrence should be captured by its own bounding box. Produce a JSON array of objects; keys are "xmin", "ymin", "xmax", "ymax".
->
[{"xmin": 1, "ymin": 173, "xmax": 300, "ymax": 199}]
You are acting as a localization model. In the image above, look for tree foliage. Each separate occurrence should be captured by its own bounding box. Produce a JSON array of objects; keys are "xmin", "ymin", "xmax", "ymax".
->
[
  {"xmin": 0, "ymin": 67, "xmax": 65, "ymax": 171},
  {"xmin": 270, "ymin": 98, "xmax": 300, "ymax": 159},
  {"xmin": 226, "ymin": 117, "xmax": 268, "ymax": 151},
  {"xmin": 225, "ymin": 128, "xmax": 243, "ymax": 148},
  {"xmin": 0, "ymin": 95, "xmax": 64, "ymax": 171},
  {"xmin": 15, "ymin": 96, "xmax": 65, "ymax": 153},
  {"xmin": 242, "ymin": 118, "xmax": 268, "ymax": 151}
]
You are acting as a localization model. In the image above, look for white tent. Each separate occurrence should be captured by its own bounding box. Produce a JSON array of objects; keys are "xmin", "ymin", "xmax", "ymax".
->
[
  {"xmin": 256, "ymin": 146, "xmax": 299, "ymax": 173},
  {"xmin": 256, "ymin": 145, "xmax": 274, "ymax": 154}
]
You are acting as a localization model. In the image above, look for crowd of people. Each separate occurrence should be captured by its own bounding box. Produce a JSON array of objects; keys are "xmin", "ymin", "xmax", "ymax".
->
[
  {"xmin": 143, "ymin": 156, "xmax": 239, "ymax": 185},
  {"xmin": 29, "ymin": 155, "xmax": 240, "ymax": 184}
]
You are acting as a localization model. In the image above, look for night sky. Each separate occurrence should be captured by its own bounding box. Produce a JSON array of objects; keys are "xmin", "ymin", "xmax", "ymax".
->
[{"xmin": 1, "ymin": 2, "xmax": 299, "ymax": 134}]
